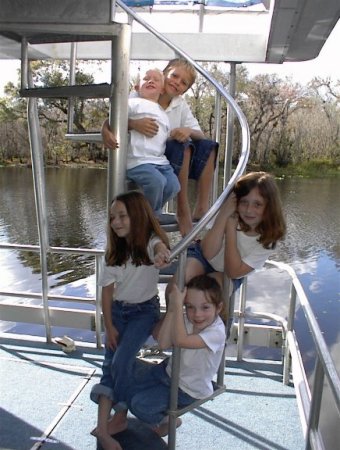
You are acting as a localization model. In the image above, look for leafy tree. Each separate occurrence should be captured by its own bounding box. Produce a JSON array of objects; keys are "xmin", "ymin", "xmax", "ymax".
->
[{"xmin": 1, "ymin": 59, "xmax": 339, "ymax": 170}]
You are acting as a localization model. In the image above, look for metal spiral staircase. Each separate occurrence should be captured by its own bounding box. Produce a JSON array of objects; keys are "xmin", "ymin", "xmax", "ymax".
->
[{"xmin": 0, "ymin": 1, "xmax": 339, "ymax": 449}]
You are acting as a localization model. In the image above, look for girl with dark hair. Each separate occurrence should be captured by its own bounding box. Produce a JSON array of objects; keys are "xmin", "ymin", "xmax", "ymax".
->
[
  {"xmin": 97, "ymin": 275, "xmax": 226, "ymax": 440},
  {"xmin": 90, "ymin": 190, "xmax": 170, "ymax": 450}
]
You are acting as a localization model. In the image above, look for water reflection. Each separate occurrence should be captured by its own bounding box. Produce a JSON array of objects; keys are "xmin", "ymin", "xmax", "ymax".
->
[
  {"xmin": 1, "ymin": 168, "xmax": 339, "ymax": 340},
  {"xmin": 1, "ymin": 168, "xmax": 339, "ymax": 289}
]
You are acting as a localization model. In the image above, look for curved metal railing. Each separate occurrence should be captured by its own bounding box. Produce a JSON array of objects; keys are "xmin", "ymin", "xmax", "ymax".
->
[
  {"xmin": 112, "ymin": 5, "xmax": 250, "ymax": 447},
  {"xmin": 115, "ymin": 0, "xmax": 250, "ymax": 260}
]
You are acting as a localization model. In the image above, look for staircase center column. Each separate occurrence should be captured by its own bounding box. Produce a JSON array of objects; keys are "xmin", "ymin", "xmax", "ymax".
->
[{"xmin": 107, "ymin": 23, "xmax": 132, "ymax": 208}]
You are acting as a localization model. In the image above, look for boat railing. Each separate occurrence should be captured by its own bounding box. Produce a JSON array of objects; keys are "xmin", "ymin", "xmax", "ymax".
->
[
  {"xmin": 231, "ymin": 260, "xmax": 340, "ymax": 450},
  {"xmin": 5, "ymin": 0, "xmax": 251, "ymax": 344},
  {"xmin": 2, "ymin": 247, "xmax": 339, "ymax": 449},
  {"xmin": 0, "ymin": 243, "xmax": 105, "ymax": 347}
]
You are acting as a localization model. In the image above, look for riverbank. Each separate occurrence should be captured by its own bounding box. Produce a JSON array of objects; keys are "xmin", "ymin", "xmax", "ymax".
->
[
  {"xmin": 1, "ymin": 158, "xmax": 339, "ymax": 178},
  {"xmin": 249, "ymin": 159, "xmax": 340, "ymax": 178}
]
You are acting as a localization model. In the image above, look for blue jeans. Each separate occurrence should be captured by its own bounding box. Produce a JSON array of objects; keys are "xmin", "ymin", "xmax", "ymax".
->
[
  {"xmin": 165, "ymin": 139, "xmax": 218, "ymax": 180},
  {"xmin": 127, "ymin": 359, "xmax": 195, "ymax": 426},
  {"xmin": 187, "ymin": 241, "xmax": 244, "ymax": 292},
  {"xmin": 127, "ymin": 163, "xmax": 180, "ymax": 216},
  {"xmin": 90, "ymin": 296, "xmax": 160, "ymax": 405}
]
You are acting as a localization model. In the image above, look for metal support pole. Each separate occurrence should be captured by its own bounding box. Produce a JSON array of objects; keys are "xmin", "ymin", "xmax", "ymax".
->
[
  {"xmin": 283, "ymin": 283, "xmax": 297, "ymax": 384},
  {"xmin": 305, "ymin": 359, "xmax": 324, "ymax": 449},
  {"xmin": 198, "ymin": 4, "xmax": 204, "ymax": 32},
  {"xmin": 212, "ymin": 93, "xmax": 222, "ymax": 203},
  {"xmin": 67, "ymin": 42, "xmax": 77, "ymax": 133},
  {"xmin": 223, "ymin": 62, "xmax": 237, "ymax": 188},
  {"xmin": 21, "ymin": 38, "xmax": 28, "ymax": 89},
  {"xmin": 27, "ymin": 98, "xmax": 51, "ymax": 341},
  {"xmin": 236, "ymin": 278, "xmax": 247, "ymax": 361},
  {"xmin": 107, "ymin": 24, "xmax": 131, "ymax": 209},
  {"xmin": 168, "ymin": 251, "xmax": 186, "ymax": 450},
  {"xmin": 95, "ymin": 254, "xmax": 103, "ymax": 348},
  {"xmin": 216, "ymin": 275, "xmax": 231, "ymax": 385}
]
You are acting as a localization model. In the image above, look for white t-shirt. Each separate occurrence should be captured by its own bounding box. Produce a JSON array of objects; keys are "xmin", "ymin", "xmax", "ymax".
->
[
  {"xmin": 127, "ymin": 97, "xmax": 170, "ymax": 170},
  {"xmin": 99, "ymin": 236, "xmax": 161, "ymax": 303},
  {"xmin": 164, "ymin": 96, "xmax": 202, "ymax": 131},
  {"xmin": 208, "ymin": 230, "xmax": 274, "ymax": 276},
  {"xmin": 166, "ymin": 315, "xmax": 226, "ymax": 399}
]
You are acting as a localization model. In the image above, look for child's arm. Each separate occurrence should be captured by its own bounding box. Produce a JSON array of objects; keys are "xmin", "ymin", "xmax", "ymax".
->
[
  {"xmin": 201, "ymin": 193, "xmax": 237, "ymax": 260},
  {"xmin": 153, "ymin": 241, "xmax": 171, "ymax": 268},
  {"xmin": 169, "ymin": 285, "xmax": 207, "ymax": 349},
  {"xmin": 128, "ymin": 117, "xmax": 159, "ymax": 138},
  {"xmin": 224, "ymin": 216, "xmax": 253, "ymax": 279},
  {"xmin": 156, "ymin": 311, "xmax": 174, "ymax": 350},
  {"xmin": 101, "ymin": 283, "xmax": 119, "ymax": 350},
  {"xmin": 169, "ymin": 127, "xmax": 204, "ymax": 143},
  {"xmin": 101, "ymin": 119, "xmax": 119, "ymax": 149}
]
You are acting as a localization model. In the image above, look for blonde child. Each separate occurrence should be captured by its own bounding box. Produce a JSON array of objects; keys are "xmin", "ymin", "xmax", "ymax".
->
[{"xmin": 103, "ymin": 58, "xmax": 218, "ymax": 236}]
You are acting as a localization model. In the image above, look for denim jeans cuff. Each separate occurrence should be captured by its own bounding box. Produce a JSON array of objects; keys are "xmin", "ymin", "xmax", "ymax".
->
[{"xmin": 90, "ymin": 383, "xmax": 115, "ymax": 405}]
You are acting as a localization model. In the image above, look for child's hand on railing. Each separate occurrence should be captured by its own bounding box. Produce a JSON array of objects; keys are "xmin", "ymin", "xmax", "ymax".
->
[
  {"xmin": 168, "ymin": 284, "xmax": 187, "ymax": 312},
  {"xmin": 154, "ymin": 243, "xmax": 171, "ymax": 268}
]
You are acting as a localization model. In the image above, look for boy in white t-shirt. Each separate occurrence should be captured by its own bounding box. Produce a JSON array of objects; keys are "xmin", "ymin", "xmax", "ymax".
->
[{"xmin": 126, "ymin": 69, "xmax": 180, "ymax": 218}]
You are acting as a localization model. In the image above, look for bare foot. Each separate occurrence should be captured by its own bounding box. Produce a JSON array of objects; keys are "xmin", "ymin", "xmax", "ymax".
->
[
  {"xmin": 91, "ymin": 413, "xmax": 128, "ymax": 437},
  {"xmin": 177, "ymin": 213, "xmax": 193, "ymax": 237},
  {"xmin": 107, "ymin": 414, "xmax": 128, "ymax": 435},
  {"xmin": 93, "ymin": 431, "xmax": 122, "ymax": 450},
  {"xmin": 192, "ymin": 205, "xmax": 209, "ymax": 221},
  {"xmin": 152, "ymin": 417, "xmax": 182, "ymax": 437}
]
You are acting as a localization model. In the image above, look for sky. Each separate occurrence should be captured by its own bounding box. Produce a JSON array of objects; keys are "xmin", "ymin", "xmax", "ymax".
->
[{"xmin": 0, "ymin": 19, "xmax": 339, "ymax": 95}]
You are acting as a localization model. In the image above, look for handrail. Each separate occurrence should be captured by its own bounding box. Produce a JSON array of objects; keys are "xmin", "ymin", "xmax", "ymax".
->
[
  {"xmin": 115, "ymin": 0, "xmax": 251, "ymax": 259},
  {"xmin": 112, "ymin": 4, "xmax": 250, "ymax": 448},
  {"xmin": 0, "ymin": 243, "xmax": 104, "ymax": 347},
  {"xmin": 267, "ymin": 262, "xmax": 340, "ymax": 425},
  {"xmin": 235, "ymin": 260, "xmax": 340, "ymax": 449}
]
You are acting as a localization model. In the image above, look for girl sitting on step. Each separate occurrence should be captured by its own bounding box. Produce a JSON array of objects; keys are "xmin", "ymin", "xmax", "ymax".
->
[{"xmin": 100, "ymin": 275, "xmax": 226, "ymax": 439}]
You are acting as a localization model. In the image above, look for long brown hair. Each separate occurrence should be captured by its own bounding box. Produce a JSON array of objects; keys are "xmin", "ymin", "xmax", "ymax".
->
[
  {"xmin": 105, "ymin": 191, "xmax": 169, "ymax": 266},
  {"xmin": 234, "ymin": 171, "xmax": 286, "ymax": 249}
]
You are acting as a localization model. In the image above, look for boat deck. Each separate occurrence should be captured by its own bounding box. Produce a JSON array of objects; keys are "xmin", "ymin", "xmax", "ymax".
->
[{"xmin": 0, "ymin": 334, "xmax": 305, "ymax": 450}]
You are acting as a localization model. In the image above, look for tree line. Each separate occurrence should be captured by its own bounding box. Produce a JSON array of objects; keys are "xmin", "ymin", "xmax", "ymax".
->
[{"xmin": 0, "ymin": 60, "xmax": 339, "ymax": 172}]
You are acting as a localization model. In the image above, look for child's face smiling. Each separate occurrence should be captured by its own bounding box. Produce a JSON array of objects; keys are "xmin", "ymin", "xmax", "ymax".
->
[
  {"xmin": 110, "ymin": 200, "xmax": 131, "ymax": 238},
  {"xmin": 138, "ymin": 69, "xmax": 164, "ymax": 102},
  {"xmin": 185, "ymin": 288, "xmax": 220, "ymax": 333},
  {"xmin": 164, "ymin": 66, "xmax": 192, "ymax": 97},
  {"xmin": 237, "ymin": 186, "xmax": 266, "ymax": 232}
]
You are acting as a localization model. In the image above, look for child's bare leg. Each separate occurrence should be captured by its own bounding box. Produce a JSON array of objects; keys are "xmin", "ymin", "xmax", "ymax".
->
[
  {"xmin": 193, "ymin": 150, "xmax": 216, "ymax": 220},
  {"xmin": 152, "ymin": 417, "xmax": 182, "ymax": 437},
  {"xmin": 176, "ymin": 147, "xmax": 193, "ymax": 237},
  {"xmin": 92, "ymin": 410, "xmax": 128, "ymax": 437},
  {"xmin": 107, "ymin": 410, "xmax": 128, "ymax": 435},
  {"xmin": 92, "ymin": 396, "xmax": 123, "ymax": 450}
]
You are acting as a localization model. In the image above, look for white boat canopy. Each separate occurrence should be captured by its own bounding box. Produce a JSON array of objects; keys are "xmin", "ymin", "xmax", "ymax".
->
[{"xmin": 0, "ymin": 0, "xmax": 339, "ymax": 63}]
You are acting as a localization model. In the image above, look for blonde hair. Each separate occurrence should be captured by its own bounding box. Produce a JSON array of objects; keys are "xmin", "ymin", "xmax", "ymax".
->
[{"xmin": 163, "ymin": 58, "xmax": 197, "ymax": 89}]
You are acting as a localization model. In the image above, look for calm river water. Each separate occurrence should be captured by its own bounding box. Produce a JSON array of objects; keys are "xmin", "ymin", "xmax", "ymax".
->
[{"xmin": 1, "ymin": 167, "xmax": 339, "ymax": 445}]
